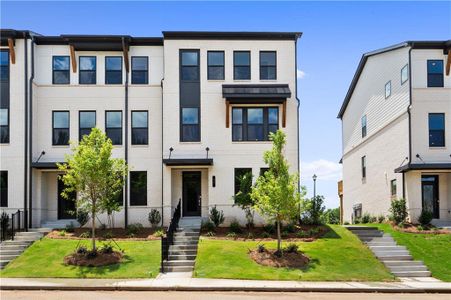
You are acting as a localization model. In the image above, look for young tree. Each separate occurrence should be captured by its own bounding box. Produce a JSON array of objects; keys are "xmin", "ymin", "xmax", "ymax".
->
[
  {"xmin": 251, "ymin": 130, "xmax": 303, "ymax": 255},
  {"xmin": 57, "ymin": 128, "xmax": 127, "ymax": 251},
  {"xmin": 233, "ymin": 170, "xmax": 255, "ymax": 229}
]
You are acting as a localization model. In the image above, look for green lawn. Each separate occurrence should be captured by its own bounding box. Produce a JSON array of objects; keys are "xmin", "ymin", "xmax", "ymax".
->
[
  {"xmin": 0, "ymin": 238, "xmax": 161, "ymax": 278},
  {"xmin": 367, "ymin": 223, "xmax": 451, "ymax": 282},
  {"xmin": 194, "ymin": 225, "xmax": 395, "ymax": 281}
]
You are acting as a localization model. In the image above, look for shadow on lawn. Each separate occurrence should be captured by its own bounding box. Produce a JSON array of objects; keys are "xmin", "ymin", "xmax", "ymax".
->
[
  {"xmin": 317, "ymin": 225, "xmax": 341, "ymax": 239},
  {"xmin": 72, "ymin": 254, "xmax": 134, "ymax": 278}
]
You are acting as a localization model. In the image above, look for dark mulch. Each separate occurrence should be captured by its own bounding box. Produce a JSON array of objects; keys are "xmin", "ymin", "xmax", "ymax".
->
[
  {"xmin": 48, "ymin": 227, "xmax": 165, "ymax": 241},
  {"xmin": 393, "ymin": 223, "xmax": 450, "ymax": 235},
  {"xmin": 64, "ymin": 251, "xmax": 123, "ymax": 267},
  {"xmin": 249, "ymin": 249, "xmax": 309, "ymax": 268},
  {"xmin": 201, "ymin": 225, "xmax": 329, "ymax": 242}
]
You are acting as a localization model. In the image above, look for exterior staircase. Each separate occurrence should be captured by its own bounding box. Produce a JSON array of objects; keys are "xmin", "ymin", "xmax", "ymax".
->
[
  {"xmin": 0, "ymin": 228, "xmax": 51, "ymax": 269},
  {"xmin": 347, "ymin": 226, "xmax": 432, "ymax": 278},
  {"xmin": 162, "ymin": 217, "xmax": 201, "ymax": 273}
]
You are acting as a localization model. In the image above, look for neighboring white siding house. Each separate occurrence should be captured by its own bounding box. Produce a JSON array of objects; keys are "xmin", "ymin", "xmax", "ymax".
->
[
  {"xmin": 0, "ymin": 30, "xmax": 301, "ymax": 228},
  {"xmin": 339, "ymin": 40, "xmax": 451, "ymax": 224}
]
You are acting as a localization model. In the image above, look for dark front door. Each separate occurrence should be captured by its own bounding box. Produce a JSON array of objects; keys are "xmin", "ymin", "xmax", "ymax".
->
[
  {"xmin": 57, "ymin": 177, "xmax": 76, "ymax": 219},
  {"xmin": 182, "ymin": 171, "xmax": 201, "ymax": 216},
  {"xmin": 421, "ymin": 175, "xmax": 440, "ymax": 219}
]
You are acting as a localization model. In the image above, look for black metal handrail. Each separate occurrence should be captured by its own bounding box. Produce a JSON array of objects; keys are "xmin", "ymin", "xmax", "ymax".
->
[
  {"xmin": 0, "ymin": 212, "xmax": 9, "ymax": 242},
  {"xmin": 11, "ymin": 210, "xmax": 25, "ymax": 241},
  {"xmin": 161, "ymin": 199, "xmax": 181, "ymax": 272}
]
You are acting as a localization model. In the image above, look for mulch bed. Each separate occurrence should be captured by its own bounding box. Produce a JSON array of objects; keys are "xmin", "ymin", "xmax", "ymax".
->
[
  {"xmin": 393, "ymin": 223, "xmax": 450, "ymax": 235},
  {"xmin": 201, "ymin": 225, "xmax": 329, "ymax": 242},
  {"xmin": 64, "ymin": 251, "xmax": 123, "ymax": 267},
  {"xmin": 249, "ymin": 249, "xmax": 309, "ymax": 268},
  {"xmin": 48, "ymin": 228, "xmax": 165, "ymax": 241}
]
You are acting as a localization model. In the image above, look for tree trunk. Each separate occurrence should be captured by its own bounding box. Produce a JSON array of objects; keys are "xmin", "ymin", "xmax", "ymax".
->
[
  {"xmin": 91, "ymin": 209, "xmax": 96, "ymax": 251},
  {"xmin": 276, "ymin": 220, "xmax": 281, "ymax": 254}
]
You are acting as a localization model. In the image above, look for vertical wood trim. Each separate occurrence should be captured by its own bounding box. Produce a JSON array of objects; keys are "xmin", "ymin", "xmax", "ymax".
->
[
  {"xmin": 282, "ymin": 100, "xmax": 287, "ymax": 128},
  {"xmin": 7, "ymin": 38, "xmax": 15, "ymax": 64},
  {"xmin": 446, "ymin": 50, "xmax": 451, "ymax": 76},
  {"xmin": 123, "ymin": 43, "xmax": 130, "ymax": 73},
  {"xmin": 226, "ymin": 100, "xmax": 230, "ymax": 128},
  {"xmin": 69, "ymin": 45, "xmax": 76, "ymax": 73}
]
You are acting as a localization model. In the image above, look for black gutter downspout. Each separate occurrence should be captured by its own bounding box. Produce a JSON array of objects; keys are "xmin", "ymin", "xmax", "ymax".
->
[
  {"xmin": 123, "ymin": 38, "xmax": 129, "ymax": 229},
  {"xmin": 23, "ymin": 33, "xmax": 28, "ymax": 230},
  {"xmin": 295, "ymin": 35, "xmax": 301, "ymax": 221},
  {"xmin": 404, "ymin": 44, "xmax": 414, "ymax": 199},
  {"xmin": 28, "ymin": 36, "xmax": 35, "ymax": 228},
  {"xmin": 161, "ymin": 78, "xmax": 164, "ymax": 227}
]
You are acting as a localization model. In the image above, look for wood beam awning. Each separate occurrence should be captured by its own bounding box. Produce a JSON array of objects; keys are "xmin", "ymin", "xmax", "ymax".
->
[
  {"xmin": 69, "ymin": 45, "xmax": 76, "ymax": 72},
  {"xmin": 446, "ymin": 49, "xmax": 451, "ymax": 76},
  {"xmin": 7, "ymin": 38, "xmax": 15, "ymax": 64},
  {"xmin": 223, "ymin": 84, "xmax": 291, "ymax": 128}
]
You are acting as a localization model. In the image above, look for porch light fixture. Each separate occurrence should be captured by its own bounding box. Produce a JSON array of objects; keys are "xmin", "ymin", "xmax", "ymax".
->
[
  {"xmin": 206, "ymin": 147, "xmax": 210, "ymax": 159},
  {"xmin": 168, "ymin": 147, "xmax": 174, "ymax": 159},
  {"xmin": 36, "ymin": 150, "xmax": 46, "ymax": 163}
]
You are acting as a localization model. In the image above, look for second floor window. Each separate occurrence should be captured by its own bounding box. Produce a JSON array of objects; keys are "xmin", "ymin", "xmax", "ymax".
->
[
  {"xmin": 232, "ymin": 107, "xmax": 279, "ymax": 142},
  {"xmin": 131, "ymin": 57, "xmax": 148, "ymax": 84},
  {"xmin": 105, "ymin": 111, "xmax": 122, "ymax": 145},
  {"xmin": 427, "ymin": 60, "xmax": 444, "ymax": 87},
  {"xmin": 131, "ymin": 111, "xmax": 148, "ymax": 145},
  {"xmin": 181, "ymin": 107, "xmax": 200, "ymax": 142},
  {"xmin": 361, "ymin": 156, "xmax": 366, "ymax": 179},
  {"xmin": 79, "ymin": 56, "xmax": 96, "ymax": 84},
  {"xmin": 260, "ymin": 51, "xmax": 276, "ymax": 80},
  {"xmin": 0, "ymin": 108, "xmax": 9, "ymax": 143},
  {"xmin": 207, "ymin": 51, "xmax": 224, "ymax": 80},
  {"xmin": 79, "ymin": 111, "xmax": 96, "ymax": 141},
  {"xmin": 429, "ymin": 113, "xmax": 445, "ymax": 147},
  {"xmin": 234, "ymin": 51, "xmax": 250, "ymax": 80},
  {"xmin": 53, "ymin": 111, "xmax": 69, "ymax": 145},
  {"xmin": 105, "ymin": 57, "xmax": 122, "ymax": 84},
  {"xmin": 385, "ymin": 80, "xmax": 391, "ymax": 98},
  {"xmin": 361, "ymin": 115, "xmax": 367, "ymax": 138},
  {"xmin": 53, "ymin": 56, "xmax": 70, "ymax": 84}
]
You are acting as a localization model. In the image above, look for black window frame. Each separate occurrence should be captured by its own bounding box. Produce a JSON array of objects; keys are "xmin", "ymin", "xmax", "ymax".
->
[
  {"xmin": 0, "ymin": 50, "xmax": 9, "ymax": 144},
  {"xmin": 361, "ymin": 156, "xmax": 366, "ymax": 179},
  {"xmin": 427, "ymin": 60, "xmax": 444, "ymax": 88},
  {"xmin": 131, "ymin": 56, "xmax": 149, "ymax": 84},
  {"xmin": 180, "ymin": 107, "xmax": 200, "ymax": 142},
  {"xmin": 0, "ymin": 170, "xmax": 7, "ymax": 207},
  {"xmin": 232, "ymin": 107, "xmax": 279, "ymax": 142},
  {"xmin": 390, "ymin": 179, "xmax": 397, "ymax": 197},
  {"xmin": 0, "ymin": 108, "xmax": 9, "ymax": 144},
  {"xmin": 234, "ymin": 168, "xmax": 252, "ymax": 197},
  {"xmin": 385, "ymin": 80, "xmax": 391, "ymax": 99},
  {"xmin": 401, "ymin": 64, "xmax": 408, "ymax": 85},
  {"xmin": 105, "ymin": 56, "xmax": 123, "ymax": 85},
  {"xmin": 52, "ymin": 110, "xmax": 70, "ymax": 146},
  {"xmin": 207, "ymin": 51, "xmax": 225, "ymax": 80},
  {"xmin": 180, "ymin": 50, "xmax": 200, "ymax": 81},
  {"xmin": 428, "ymin": 113, "xmax": 445, "ymax": 147},
  {"xmin": 361, "ymin": 114, "xmax": 367, "ymax": 138},
  {"xmin": 52, "ymin": 56, "xmax": 70, "ymax": 85},
  {"xmin": 78, "ymin": 56, "xmax": 96, "ymax": 84},
  {"xmin": 259, "ymin": 51, "xmax": 277, "ymax": 80},
  {"xmin": 105, "ymin": 110, "xmax": 123, "ymax": 145},
  {"xmin": 131, "ymin": 110, "xmax": 148, "ymax": 145},
  {"xmin": 130, "ymin": 171, "xmax": 147, "ymax": 206},
  {"xmin": 233, "ymin": 51, "xmax": 251, "ymax": 80},
  {"xmin": 78, "ymin": 110, "xmax": 96, "ymax": 141}
]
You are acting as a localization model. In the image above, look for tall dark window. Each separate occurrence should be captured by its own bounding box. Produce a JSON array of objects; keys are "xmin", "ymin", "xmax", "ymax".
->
[
  {"xmin": 0, "ymin": 171, "xmax": 7, "ymax": 207},
  {"xmin": 79, "ymin": 56, "xmax": 96, "ymax": 84},
  {"xmin": 1, "ymin": 51, "xmax": 9, "ymax": 144},
  {"xmin": 79, "ymin": 111, "xmax": 96, "ymax": 141},
  {"xmin": 131, "ymin": 111, "xmax": 148, "ymax": 145},
  {"xmin": 234, "ymin": 51, "xmax": 250, "ymax": 80},
  {"xmin": 232, "ymin": 107, "xmax": 279, "ymax": 141},
  {"xmin": 429, "ymin": 113, "xmax": 445, "ymax": 147},
  {"xmin": 105, "ymin": 57, "xmax": 122, "ymax": 84},
  {"xmin": 181, "ymin": 108, "xmax": 200, "ymax": 142},
  {"xmin": 361, "ymin": 115, "xmax": 367, "ymax": 138},
  {"xmin": 130, "ymin": 171, "xmax": 147, "ymax": 206},
  {"xmin": 131, "ymin": 56, "xmax": 148, "ymax": 84},
  {"xmin": 234, "ymin": 168, "xmax": 252, "ymax": 196},
  {"xmin": 361, "ymin": 156, "xmax": 366, "ymax": 179},
  {"xmin": 427, "ymin": 60, "xmax": 444, "ymax": 87},
  {"xmin": 260, "ymin": 51, "xmax": 276, "ymax": 80},
  {"xmin": 105, "ymin": 111, "xmax": 122, "ymax": 145},
  {"xmin": 181, "ymin": 51, "xmax": 199, "ymax": 80},
  {"xmin": 53, "ymin": 111, "xmax": 70, "ymax": 145},
  {"xmin": 391, "ymin": 179, "xmax": 397, "ymax": 197},
  {"xmin": 52, "ymin": 56, "xmax": 70, "ymax": 84},
  {"xmin": 207, "ymin": 51, "xmax": 224, "ymax": 80}
]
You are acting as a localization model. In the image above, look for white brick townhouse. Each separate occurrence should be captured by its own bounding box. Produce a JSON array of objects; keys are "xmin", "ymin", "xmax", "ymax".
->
[
  {"xmin": 338, "ymin": 40, "xmax": 451, "ymax": 225},
  {"xmin": 0, "ymin": 30, "xmax": 301, "ymax": 228}
]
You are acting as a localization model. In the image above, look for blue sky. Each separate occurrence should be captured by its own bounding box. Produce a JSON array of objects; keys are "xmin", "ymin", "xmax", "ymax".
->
[{"xmin": 2, "ymin": 1, "xmax": 450, "ymax": 208}]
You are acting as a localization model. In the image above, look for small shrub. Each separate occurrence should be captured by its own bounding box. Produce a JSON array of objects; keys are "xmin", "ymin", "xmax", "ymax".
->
[
  {"xmin": 261, "ymin": 232, "xmax": 270, "ymax": 238},
  {"xmin": 296, "ymin": 230, "xmax": 308, "ymax": 238},
  {"xmin": 209, "ymin": 206, "xmax": 225, "ymax": 227},
  {"xmin": 205, "ymin": 231, "xmax": 216, "ymax": 237},
  {"xmin": 361, "ymin": 213, "xmax": 371, "ymax": 224},
  {"xmin": 370, "ymin": 215, "xmax": 377, "ymax": 223},
  {"xmin": 229, "ymin": 219, "xmax": 242, "ymax": 234},
  {"xmin": 201, "ymin": 220, "xmax": 215, "ymax": 232},
  {"xmin": 308, "ymin": 228, "xmax": 320, "ymax": 236},
  {"xmin": 354, "ymin": 217, "xmax": 362, "ymax": 224},
  {"xmin": 99, "ymin": 223, "xmax": 107, "ymax": 231},
  {"xmin": 79, "ymin": 231, "xmax": 91, "ymax": 238},
  {"xmin": 148, "ymin": 209, "xmax": 161, "ymax": 228},
  {"xmin": 416, "ymin": 225, "xmax": 424, "ymax": 231},
  {"xmin": 390, "ymin": 198, "xmax": 408, "ymax": 225},
  {"xmin": 153, "ymin": 229, "xmax": 164, "ymax": 238},
  {"xmin": 76, "ymin": 210, "xmax": 90, "ymax": 228},
  {"xmin": 418, "ymin": 209, "xmax": 433, "ymax": 226},
  {"xmin": 284, "ymin": 223, "xmax": 296, "ymax": 233},
  {"xmin": 127, "ymin": 223, "xmax": 143, "ymax": 235},
  {"xmin": 127, "ymin": 233, "xmax": 136, "ymax": 238},
  {"xmin": 344, "ymin": 221, "xmax": 350, "ymax": 225},
  {"xmin": 65, "ymin": 223, "xmax": 75, "ymax": 233},
  {"xmin": 99, "ymin": 243, "xmax": 114, "ymax": 254},
  {"xmin": 377, "ymin": 215, "xmax": 385, "ymax": 223},
  {"xmin": 76, "ymin": 246, "xmax": 87, "ymax": 254},
  {"xmin": 283, "ymin": 243, "xmax": 299, "ymax": 253},
  {"xmin": 247, "ymin": 232, "xmax": 254, "ymax": 240},
  {"xmin": 103, "ymin": 231, "xmax": 114, "ymax": 239},
  {"xmin": 257, "ymin": 244, "xmax": 266, "ymax": 253},
  {"xmin": 59, "ymin": 230, "xmax": 66, "ymax": 237},
  {"xmin": 263, "ymin": 223, "xmax": 275, "ymax": 234},
  {"xmin": 226, "ymin": 232, "xmax": 238, "ymax": 239},
  {"xmin": 86, "ymin": 249, "xmax": 98, "ymax": 259},
  {"xmin": 282, "ymin": 230, "xmax": 290, "ymax": 237}
]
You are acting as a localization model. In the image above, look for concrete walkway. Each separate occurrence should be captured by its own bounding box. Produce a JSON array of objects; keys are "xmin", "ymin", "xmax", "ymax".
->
[{"xmin": 0, "ymin": 277, "xmax": 450, "ymax": 293}]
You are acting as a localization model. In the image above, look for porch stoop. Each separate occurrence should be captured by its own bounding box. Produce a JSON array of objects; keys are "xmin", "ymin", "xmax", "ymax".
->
[{"xmin": 346, "ymin": 226, "xmax": 433, "ymax": 278}]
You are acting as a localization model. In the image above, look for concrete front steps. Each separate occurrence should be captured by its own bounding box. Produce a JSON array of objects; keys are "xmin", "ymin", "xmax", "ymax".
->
[
  {"xmin": 162, "ymin": 217, "xmax": 201, "ymax": 273},
  {"xmin": 346, "ymin": 226, "xmax": 432, "ymax": 278},
  {"xmin": 0, "ymin": 229, "xmax": 50, "ymax": 269},
  {"xmin": 41, "ymin": 219, "xmax": 79, "ymax": 229}
]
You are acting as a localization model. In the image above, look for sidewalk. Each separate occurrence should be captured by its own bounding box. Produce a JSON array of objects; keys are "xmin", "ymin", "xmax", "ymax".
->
[{"xmin": 1, "ymin": 276, "xmax": 450, "ymax": 293}]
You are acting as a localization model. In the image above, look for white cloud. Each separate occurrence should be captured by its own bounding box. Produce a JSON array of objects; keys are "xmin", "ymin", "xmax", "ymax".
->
[
  {"xmin": 297, "ymin": 69, "xmax": 306, "ymax": 79},
  {"xmin": 301, "ymin": 159, "xmax": 342, "ymax": 181}
]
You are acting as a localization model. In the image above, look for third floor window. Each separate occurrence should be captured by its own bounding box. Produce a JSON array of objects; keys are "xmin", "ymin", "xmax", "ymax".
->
[
  {"xmin": 79, "ymin": 56, "xmax": 96, "ymax": 84},
  {"xmin": 207, "ymin": 51, "xmax": 224, "ymax": 80},
  {"xmin": 260, "ymin": 51, "xmax": 276, "ymax": 80},
  {"xmin": 427, "ymin": 60, "xmax": 444, "ymax": 87},
  {"xmin": 131, "ymin": 57, "xmax": 148, "ymax": 84},
  {"xmin": 53, "ymin": 56, "xmax": 70, "ymax": 84},
  {"xmin": 429, "ymin": 113, "xmax": 445, "ymax": 147},
  {"xmin": 105, "ymin": 57, "xmax": 122, "ymax": 84},
  {"xmin": 234, "ymin": 51, "xmax": 250, "ymax": 80}
]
